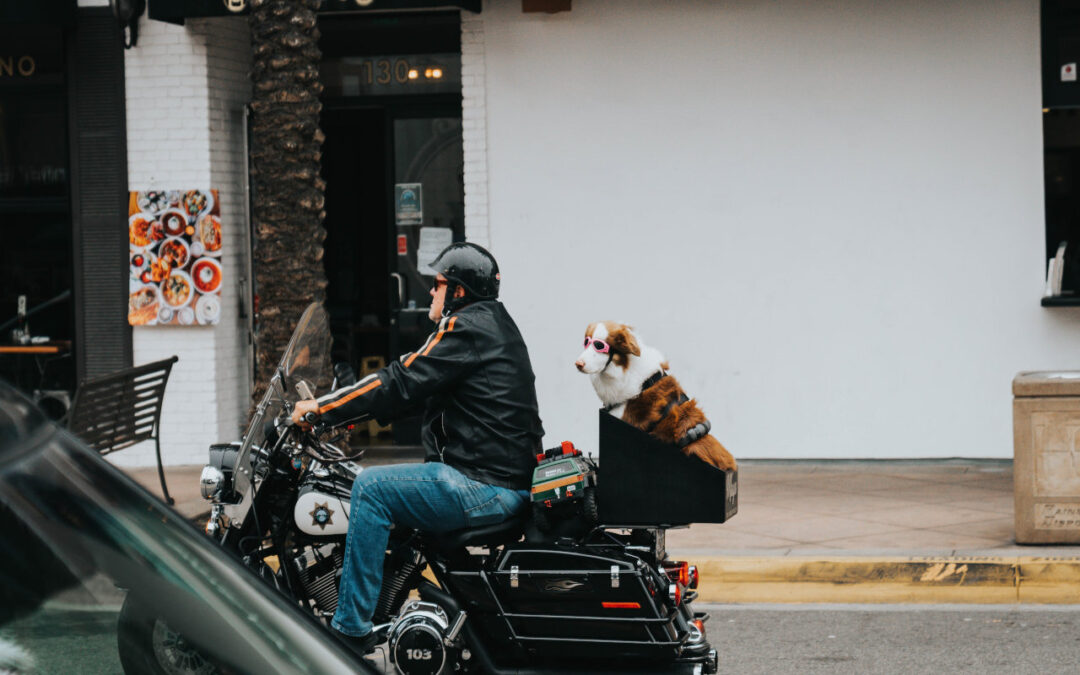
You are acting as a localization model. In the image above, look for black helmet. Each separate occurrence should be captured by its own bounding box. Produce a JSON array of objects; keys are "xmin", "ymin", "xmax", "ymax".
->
[{"xmin": 432, "ymin": 242, "xmax": 500, "ymax": 310}]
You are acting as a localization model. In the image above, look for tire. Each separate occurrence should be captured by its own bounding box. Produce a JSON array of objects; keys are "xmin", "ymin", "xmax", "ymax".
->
[
  {"xmin": 117, "ymin": 595, "xmax": 218, "ymax": 675},
  {"xmin": 583, "ymin": 488, "xmax": 599, "ymax": 524}
]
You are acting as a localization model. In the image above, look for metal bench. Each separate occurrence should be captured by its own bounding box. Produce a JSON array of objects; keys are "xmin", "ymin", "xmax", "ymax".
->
[{"xmin": 66, "ymin": 356, "xmax": 179, "ymax": 505}]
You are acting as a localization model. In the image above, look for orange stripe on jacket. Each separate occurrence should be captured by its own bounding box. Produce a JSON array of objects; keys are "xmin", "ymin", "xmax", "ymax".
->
[
  {"xmin": 318, "ymin": 379, "xmax": 382, "ymax": 415},
  {"xmin": 404, "ymin": 316, "xmax": 457, "ymax": 367}
]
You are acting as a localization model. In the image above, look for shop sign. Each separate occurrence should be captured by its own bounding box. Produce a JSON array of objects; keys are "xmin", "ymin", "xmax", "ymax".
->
[
  {"xmin": 128, "ymin": 190, "xmax": 225, "ymax": 326},
  {"xmin": 0, "ymin": 26, "xmax": 64, "ymax": 86},
  {"xmin": 395, "ymin": 183, "xmax": 422, "ymax": 225},
  {"xmin": 0, "ymin": 56, "xmax": 37, "ymax": 78},
  {"xmin": 321, "ymin": 53, "xmax": 460, "ymax": 98}
]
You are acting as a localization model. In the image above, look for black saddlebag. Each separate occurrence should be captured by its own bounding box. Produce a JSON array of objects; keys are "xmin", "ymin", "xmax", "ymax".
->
[{"xmin": 479, "ymin": 544, "xmax": 685, "ymax": 660}]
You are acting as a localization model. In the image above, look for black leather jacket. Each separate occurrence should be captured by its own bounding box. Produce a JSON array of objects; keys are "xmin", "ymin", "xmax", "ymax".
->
[{"xmin": 316, "ymin": 300, "xmax": 544, "ymax": 490}]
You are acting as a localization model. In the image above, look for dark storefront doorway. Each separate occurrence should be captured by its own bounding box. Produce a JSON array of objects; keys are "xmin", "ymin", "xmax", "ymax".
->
[
  {"xmin": 0, "ymin": 23, "xmax": 75, "ymax": 417},
  {"xmin": 0, "ymin": 7, "xmax": 130, "ymax": 418},
  {"xmin": 320, "ymin": 13, "xmax": 463, "ymax": 446}
]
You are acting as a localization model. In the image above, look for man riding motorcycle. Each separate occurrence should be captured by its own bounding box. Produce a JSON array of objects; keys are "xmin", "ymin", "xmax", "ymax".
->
[{"xmin": 291, "ymin": 242, "xmax": 544, "ymax": 654}]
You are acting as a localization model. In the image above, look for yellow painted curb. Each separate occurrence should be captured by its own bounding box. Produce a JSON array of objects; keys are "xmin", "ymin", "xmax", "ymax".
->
[{"xmin": 688, "ymin": 556, "xmax": 1080, "ymax": 604}]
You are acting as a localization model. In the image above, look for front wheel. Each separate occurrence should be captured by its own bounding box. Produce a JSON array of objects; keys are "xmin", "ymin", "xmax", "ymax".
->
[{"xmin": 117, "ymin": 595, "xmax": 218, "ymax": 675}]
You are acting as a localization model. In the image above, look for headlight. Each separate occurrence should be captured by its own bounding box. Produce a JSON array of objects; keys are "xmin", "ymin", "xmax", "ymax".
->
[{"xmin": 200, "ymin": 465, "xmax": 225, "ymax": 500}]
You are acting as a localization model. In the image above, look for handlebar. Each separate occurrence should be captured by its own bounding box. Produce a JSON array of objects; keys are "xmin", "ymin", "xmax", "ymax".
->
[{"xmin": 289, "ymin": 379, "xmax": 363, "ymax": 461}]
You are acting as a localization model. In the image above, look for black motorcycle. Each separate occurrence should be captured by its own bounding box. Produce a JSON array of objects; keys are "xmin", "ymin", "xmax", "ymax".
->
[{"xmin": 129, "ymin": 303, "xmax": 736, "ymax": 674}]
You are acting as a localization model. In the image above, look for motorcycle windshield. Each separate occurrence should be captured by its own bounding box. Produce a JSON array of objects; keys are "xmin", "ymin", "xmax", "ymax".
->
[
  {"xmin": 279, "ymin": 302, "xmax": 333, "ymax": 401},
  {"xmin": 232, "ymin": 303, "xmax": 331, "ymax": 499}
]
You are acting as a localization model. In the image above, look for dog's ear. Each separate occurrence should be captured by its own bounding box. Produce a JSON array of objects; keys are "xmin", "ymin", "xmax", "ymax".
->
[{"xmin": 609, "ymin": 326, "xmax": 641, "ymax": 357}]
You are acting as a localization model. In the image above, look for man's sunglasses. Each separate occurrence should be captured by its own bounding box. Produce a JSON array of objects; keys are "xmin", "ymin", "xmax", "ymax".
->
[
  {"xmin": 583, "ymin": 336, "xmax": 611, "ymax": 354},
  {"xmin": 431, "ymin": 278, "xmax": 448, "ymax": 293}
]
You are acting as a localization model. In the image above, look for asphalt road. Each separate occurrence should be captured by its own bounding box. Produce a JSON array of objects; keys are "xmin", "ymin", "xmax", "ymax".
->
[
  {"xmin": 9, "ymin": 603, "xmax": 1080, "ymax": 674},
  {"xmin": 697, "ymin": 604, "xmax": 1080, "ymax": 675},
  {"xmin": 364, "ymin": 603, "xmax": 1080, "ymax": 675}
]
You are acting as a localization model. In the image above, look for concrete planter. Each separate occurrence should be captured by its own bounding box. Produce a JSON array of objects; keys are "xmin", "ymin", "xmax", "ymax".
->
[{"xmin": 1014, "ymin": 372, "xmax": 1080, "ymax": 544}]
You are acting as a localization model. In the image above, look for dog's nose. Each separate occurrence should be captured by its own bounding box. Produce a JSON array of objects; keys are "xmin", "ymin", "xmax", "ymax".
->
[{"xmin": 575, "ymin": 360, "xmax": 585, "ymax": 371}]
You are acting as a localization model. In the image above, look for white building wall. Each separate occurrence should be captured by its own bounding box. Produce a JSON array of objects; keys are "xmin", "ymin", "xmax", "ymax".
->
[
  {"xmin": 206, "ymin": 18, "xmax": 255, "ymax": 453},
  {"xmin": 462, "ymin": 13, "xmax": 491, "ymax": 248},
  {"xmin": 477, "ymin": 0, "xmax": 1080, "ymax": 459},
  {"xmin": 117, "ymin": 15, "xmax": 252, "ymax": 467}
]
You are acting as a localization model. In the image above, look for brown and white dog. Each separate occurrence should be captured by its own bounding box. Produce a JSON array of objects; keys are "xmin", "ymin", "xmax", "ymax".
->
[{"xmin": 575, "ymin": 321, "xmax": 736, "ymax": 471}]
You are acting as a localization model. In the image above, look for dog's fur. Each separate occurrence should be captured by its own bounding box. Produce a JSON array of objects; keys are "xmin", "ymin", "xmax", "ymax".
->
[{"xmin": 576, "ymin": 321, "xmax": 736, "ymax": 471}]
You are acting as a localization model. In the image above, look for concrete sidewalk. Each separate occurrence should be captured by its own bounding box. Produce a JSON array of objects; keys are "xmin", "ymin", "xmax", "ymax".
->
[
  {"xmin": 663, "ymin": 460, "xmax": 1080, "ymax": 604},
  {"xmin": 121, "ymin": 459, "xmax": 1080, "ymax": 604}
]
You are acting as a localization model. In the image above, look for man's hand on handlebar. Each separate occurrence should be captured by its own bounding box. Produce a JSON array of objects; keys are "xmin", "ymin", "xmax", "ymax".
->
[{"xmin": 291, "ymin": 399, "xmax": 320, "ymax": 429}]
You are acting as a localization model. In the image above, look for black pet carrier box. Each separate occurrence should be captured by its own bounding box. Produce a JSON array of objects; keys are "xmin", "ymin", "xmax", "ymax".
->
[{"xmin": 596, "ymin": 411, "xmax": 738, "ymax": 526}]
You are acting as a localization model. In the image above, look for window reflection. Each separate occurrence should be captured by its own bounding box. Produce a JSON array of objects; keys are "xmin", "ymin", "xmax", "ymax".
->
[{"xmin": 0, "ymin": 94, "xmax": 68, "ymax": 199}]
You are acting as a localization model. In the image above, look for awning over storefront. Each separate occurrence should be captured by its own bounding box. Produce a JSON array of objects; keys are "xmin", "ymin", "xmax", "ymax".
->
[
  {"xmin": 0, "ymin": 0, "xmax": 77, "ymax": 24},
  {"xmin": 149, "ymin": 0, "xmax": 480, "ymax": 25}
]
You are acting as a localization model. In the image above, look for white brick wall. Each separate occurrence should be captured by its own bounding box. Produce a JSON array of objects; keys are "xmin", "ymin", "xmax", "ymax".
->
[
  {"xmin": 115, "ymin": 15, "xmax": 252, "ymax": 468},
  {"xmin": 203, "ymin": 17, "xmax": 254, "ymax": 457},
  {"xmin": 461, "ymin": 11, "xmax": 490, "ymax": 248}
]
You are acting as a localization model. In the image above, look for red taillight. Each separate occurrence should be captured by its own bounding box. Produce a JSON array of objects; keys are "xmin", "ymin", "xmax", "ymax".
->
[
  {"xmin": 692, "ymin": 619, "xmax": 705, "ymax": 634},
  {"xmin": 601, "ymin": 602, "xmax": 640, "ymax": 609},
  {"xmin": 536, "ymin": 453, "xmax": 545, "ymax": 463},
  {"xmin": 668, "ymin": 583, "xmax": 682, "ymax": 604},
  {"xmin": 664, "ymin": 561, "xmax": 691, "ymax": 587},
  {"xmin": 688, "ymin": 565, "xmax": 699, "ymax": 589}
]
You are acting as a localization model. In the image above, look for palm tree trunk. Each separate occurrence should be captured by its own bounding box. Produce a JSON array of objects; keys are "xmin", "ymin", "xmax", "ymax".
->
[{"xmin": 248, "ymin": 0, "xmax": 329, "ymax": 400}]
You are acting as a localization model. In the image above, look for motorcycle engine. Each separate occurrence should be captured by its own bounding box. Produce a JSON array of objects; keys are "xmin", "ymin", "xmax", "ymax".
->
[
  {"xmin": 294, "ymin": 544, "xmax": 344, "ymax": 617},
  {"xmin": 388, "ymin": 600, "xmax": 461, "ymax": 675}
]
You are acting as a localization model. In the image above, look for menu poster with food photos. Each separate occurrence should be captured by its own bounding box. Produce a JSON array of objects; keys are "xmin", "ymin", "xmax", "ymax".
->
[{"xmin": 128, "ymin": 189, "xmax": 223, "ymax": 326}]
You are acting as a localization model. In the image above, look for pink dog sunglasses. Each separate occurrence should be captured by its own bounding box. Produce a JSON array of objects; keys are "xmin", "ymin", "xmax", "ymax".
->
[{"xmin": 583, "ymin": 336, "xmax": 611, "ymax": 354}]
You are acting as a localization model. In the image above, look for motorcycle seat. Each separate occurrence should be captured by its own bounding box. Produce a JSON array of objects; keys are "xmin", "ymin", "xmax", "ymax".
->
[{"xmin": 426, "ymin": 515, "xmax": 528, "ymax": 552}]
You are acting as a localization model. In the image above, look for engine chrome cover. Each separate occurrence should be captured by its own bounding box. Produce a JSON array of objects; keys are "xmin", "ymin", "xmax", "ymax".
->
[{"xmin": 389, "ymin": 601, "xmax": 451, "ymax": 675}]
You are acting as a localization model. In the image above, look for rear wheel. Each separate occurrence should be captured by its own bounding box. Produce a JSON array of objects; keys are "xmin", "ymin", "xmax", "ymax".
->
[
  {"xmin": 583, "ymin": 488, "xmax": 599, "ymax": 524},
  {"xmin": 117, "ymin": 595, "xmax": 218, "ymax": 675}
]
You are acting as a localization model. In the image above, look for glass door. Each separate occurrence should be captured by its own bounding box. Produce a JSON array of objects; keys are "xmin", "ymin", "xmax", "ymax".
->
[
  {"xmin": 389, "ymin": 115, "xmax": 464, "ymax": 357},
  {"xmin": 387, "ymin": 113, "xmax": 463, "ymax": 446},
  {"xmin": 317, "ymin": 11, "xmax": 464, "ymax": 448}
]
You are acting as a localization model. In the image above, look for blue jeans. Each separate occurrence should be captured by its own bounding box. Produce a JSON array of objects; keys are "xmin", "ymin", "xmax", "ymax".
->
[{"xmin": 331, "ymin": 461, "xmax": 528, "ymax": 637}]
